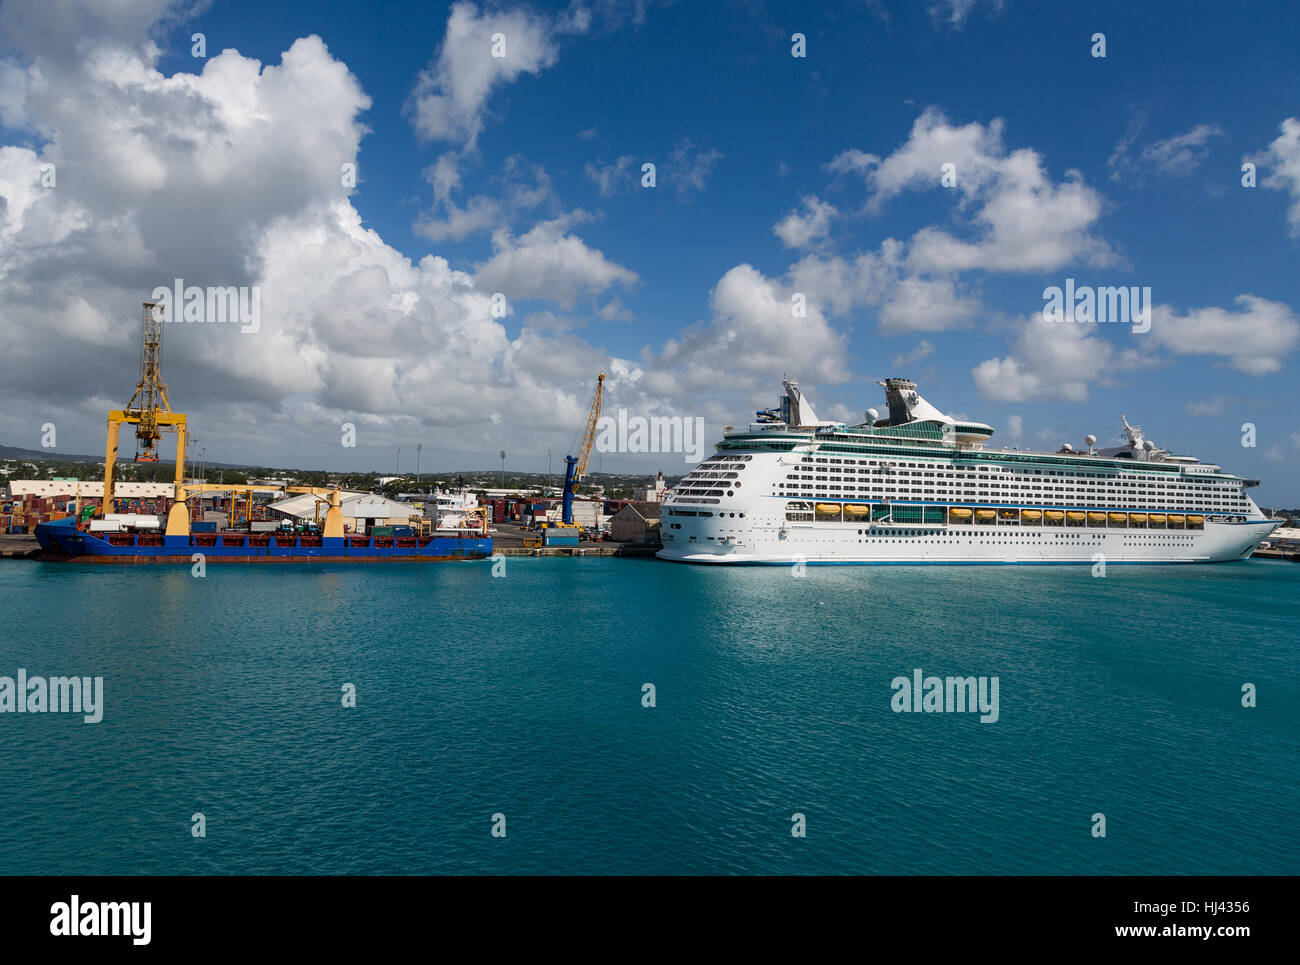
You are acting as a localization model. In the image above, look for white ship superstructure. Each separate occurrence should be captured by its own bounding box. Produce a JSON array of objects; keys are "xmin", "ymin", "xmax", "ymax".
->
[
  {"xmin": 657, "ymin": 378, "xmax": 1279, "ymax": 565},
  {"xmin": 429, "ymin": 487, "xmax": 481, "ymax": 531}
]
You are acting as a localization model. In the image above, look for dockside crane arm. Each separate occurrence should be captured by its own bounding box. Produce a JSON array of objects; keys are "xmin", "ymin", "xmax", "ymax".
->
[{"xmin": 561, "ymin": 372, "xmax": 605, "ymax": 526}]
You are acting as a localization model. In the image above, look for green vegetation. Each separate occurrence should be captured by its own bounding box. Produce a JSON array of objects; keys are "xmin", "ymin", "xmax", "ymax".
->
[{"xmin": 2, "ymin": 453, "xmax": 678, "ymax": 499}]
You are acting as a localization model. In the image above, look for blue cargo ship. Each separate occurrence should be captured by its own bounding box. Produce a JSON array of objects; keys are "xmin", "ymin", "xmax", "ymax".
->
[{"xmin": 34, "ymin": 517, "xmax": 491, "ymax": 564}]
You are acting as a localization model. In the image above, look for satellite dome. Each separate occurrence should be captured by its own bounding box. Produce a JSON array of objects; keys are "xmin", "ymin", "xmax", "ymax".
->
[
  {"xmin": 1085, "ymin": 434, "xmax": 1097, "ymax": 447},
  {"xmin": 1062, "ymin": 443, "xmax": 1074, "ymax": 451},
  {"xmin": 1143, "ymin": 440, "xmax": 1156, "ymax": 451},
  {"xmin": 866, "ymin": 407, "xmax": 880, "ymax": 423}
]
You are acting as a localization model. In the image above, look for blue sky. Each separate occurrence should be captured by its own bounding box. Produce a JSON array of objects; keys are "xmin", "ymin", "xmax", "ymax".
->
[{"xmin": 1, "ymin": 0, "xmax": 1298, "ymax": 501}]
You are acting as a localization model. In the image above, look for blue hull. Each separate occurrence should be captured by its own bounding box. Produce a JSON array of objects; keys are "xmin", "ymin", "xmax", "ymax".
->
[{"xmin": 34, "ymin": 519, "xmax": 491, "ymax": 563}]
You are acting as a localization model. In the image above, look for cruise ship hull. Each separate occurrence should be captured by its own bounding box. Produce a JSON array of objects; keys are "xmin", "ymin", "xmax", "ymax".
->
[
  {"xmin": 658, "ymin": 515, "xmax": 1277, "ymax": 564},
  {"xmin": 657, "ymin": 378, "xmax": 1281, "ymax": 567}
]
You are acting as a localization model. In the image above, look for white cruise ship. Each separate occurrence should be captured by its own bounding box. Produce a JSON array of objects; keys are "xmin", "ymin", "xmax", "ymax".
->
[{"xmin": 657, "ymin": 378, "xmax": 1279, "ymax": 565}]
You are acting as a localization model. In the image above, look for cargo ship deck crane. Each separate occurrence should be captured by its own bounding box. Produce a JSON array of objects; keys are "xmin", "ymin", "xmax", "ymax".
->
[
  {"xmin": 166, "ymin": 484, "xmax": 348, "ymax": 538},
  {"xmin": 125, "ymin": 300, "xmax": 171, "ymax": 462},
  {"xmin": 561, "ymin": 372, "xmax": 604, "ymax": 526},
  {"xmin": 102, "ymin": 302, "xmax": 187, "ymax": 517}
]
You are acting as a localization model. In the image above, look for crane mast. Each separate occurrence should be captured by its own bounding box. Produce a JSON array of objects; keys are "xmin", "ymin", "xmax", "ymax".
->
[
  {"xmin": 561, "ymin": 372, "xmax": 605, "ymax": 525},
  {"xmin": 125, "ymin": 301, "xmax": 172, "ymax": 462}
]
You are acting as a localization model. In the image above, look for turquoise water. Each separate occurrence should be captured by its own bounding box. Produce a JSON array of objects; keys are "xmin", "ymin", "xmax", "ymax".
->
[{"xmin": 0, "ymin": 557, "xmax": 1296, "ymax": 875}]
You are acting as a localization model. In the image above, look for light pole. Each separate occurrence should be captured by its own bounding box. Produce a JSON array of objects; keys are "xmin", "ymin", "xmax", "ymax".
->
[
  {"xmin": 499, "ymin": 450, "xmax": 506, "ymax": 490},
  {"xmin": 416, "ymin": 443, "xmax": 423, "ymax": 486},
  {"xmin": 547, "ymin": 448, "xmax": 552, "ymax": 495},
  {"xmin": 396, "ymin": 446, "xmax": 401, "ymax": 477}
]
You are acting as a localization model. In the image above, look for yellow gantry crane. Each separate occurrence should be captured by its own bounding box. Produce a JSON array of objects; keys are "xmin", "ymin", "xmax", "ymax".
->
[
  {"xmin": 102, "ymin": 302, "xmax": 187, "ymax": 517},
  {"xmin": 560, "ymin": 371, "xmax": 604, "ymax": 526},
  {"xmin": 99, "ymin": 299, "xmax": 348, "ymax": 538}
]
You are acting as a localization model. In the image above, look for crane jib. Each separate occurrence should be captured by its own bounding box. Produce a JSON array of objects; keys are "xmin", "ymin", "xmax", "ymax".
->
[{"xmin": 562, "ymin": 372, "xmax": 605, "ymax": 525}]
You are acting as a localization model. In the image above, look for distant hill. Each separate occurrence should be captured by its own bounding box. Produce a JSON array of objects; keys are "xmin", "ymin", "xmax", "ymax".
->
[
  {"xmin": 0, "ymin": 444, "xmax": 245, "ymax": 469},
  {"xmin": 0, "ymin": 444, "xmax": 102, "ymax": 463},
  {"xmin": 1, "ymin": 444, "xmax": 676, "ymax": 482}
]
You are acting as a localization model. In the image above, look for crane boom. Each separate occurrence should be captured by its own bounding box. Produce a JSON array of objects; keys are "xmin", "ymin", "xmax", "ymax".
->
[
  {"xmin": 574, "ymin": 372, "xmax": 604, "ymax": 481},
  {"xmin": 561, "ymin": 372, "xmax": 605, "ymax": 526}
]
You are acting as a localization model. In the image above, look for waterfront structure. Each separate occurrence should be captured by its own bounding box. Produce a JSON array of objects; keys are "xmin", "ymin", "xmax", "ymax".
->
[
  {"xmin": 267, "ymin": 491, "xmax": 410, "ymax": 532},
  {"xmin": 6, "ymin": 481, "xmax": 173, "ymax": 500},
  {"xmin": 610, "ymin": 501, "xmax": 661, "ymax": 543}
]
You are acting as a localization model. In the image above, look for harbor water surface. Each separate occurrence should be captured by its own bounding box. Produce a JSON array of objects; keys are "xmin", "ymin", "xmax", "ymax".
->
[{"xmin": 0, "ymin": 558, "xmax": 1296, "ymax": 874}]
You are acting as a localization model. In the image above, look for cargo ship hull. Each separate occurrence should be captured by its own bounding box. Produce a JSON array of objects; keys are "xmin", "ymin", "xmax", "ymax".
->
[{"xmin": 34, "ymin": 519, "xmax": 491, "ymax": 563}]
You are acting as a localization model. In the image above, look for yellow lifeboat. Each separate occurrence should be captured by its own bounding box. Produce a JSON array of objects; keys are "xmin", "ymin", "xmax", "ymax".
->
[
  {"xmin": 1148, "ymin": 514, "xmax": 1167, "ymax": 524},
  {"xmin": 1087, "ymin": 512, "xmax": 1107, "ymax": 523},
  {"xmin": 1188, "ymin": 515, "xmax": 1204, "ymax": 525},
  {"xmin": 1168, "ymin": 514, "xmax": 1186, "ymax": 524},
  {"xmin": 1065, "ymin": 511, "xmax": 1085, "ymax": 521},
  {"xmin": 1129, "ymin": 513, "xmax": 1147, "ymax": 524},
  {"xmin": 1021, "ymin": 510, "xmax": 1042, "ymax": 520},
  {"xmin": 950, "ymin": 508, "xmax": 973, "ymax": 519},
  {"xmin": 1108, "ymin": 513, "xmax": 1128, "ymax": 523},
  {"xmin": 999, "ymin": 509, "xmax": 1018, "ymax": 519},
  {"xmin": 975, "ymin": 509, "xmax": 996, "ymax": 520},
  {"xmin": 1045, "ymin": 510, "xmax": 1066, "ymax": 520},
  {"xmin": 845, "ymin": 504, "xmax": 870, "ymax": 516},
  {"xmin": 815, "ymin": 503, "xmax": 841, "ymax": 516}
]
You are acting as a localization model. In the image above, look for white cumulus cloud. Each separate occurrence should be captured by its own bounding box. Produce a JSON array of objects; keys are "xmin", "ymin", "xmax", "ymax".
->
[
  {"xmin": 1252, "ymin": 117, "xmax": 1300, "ymax": 237},
  {"xmin": 773, "ymin": 195, "xmax": 836, "ymax": 249},
  {"xmin": 406, "ymin": 1, "xmax": 588, "ymax": 146}
]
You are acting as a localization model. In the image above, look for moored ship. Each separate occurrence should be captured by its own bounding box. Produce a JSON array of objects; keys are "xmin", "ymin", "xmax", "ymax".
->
[
  {"xmin": 35, "ymin": 485, "xmax": 491, "ymax": 564},
  {"xmin": 32, "ymin": 299, "xmax": 491, "ymax": 564},
  {"xmin": 657, "ymin": 378, "xmax": 1280, "ymax": 565},
  {"xmin": 34, "ymin": 517, "xmax": 490, "ymax": 564}
]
